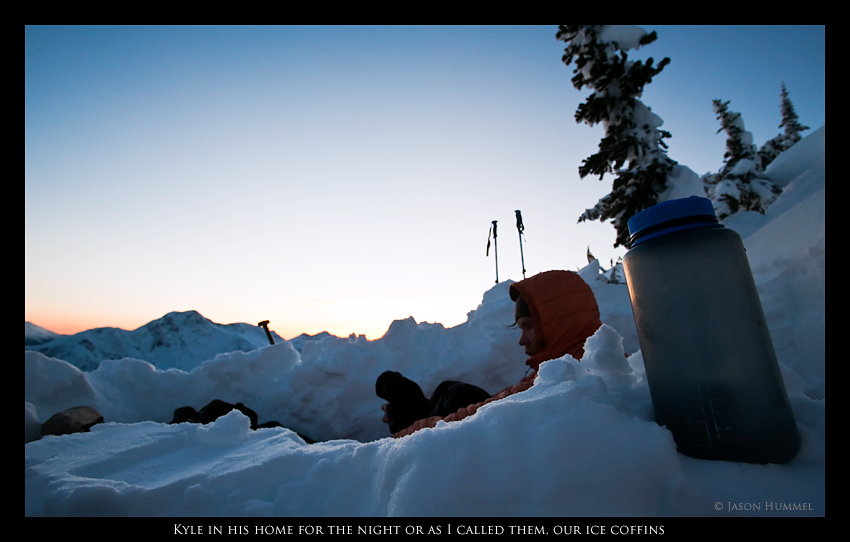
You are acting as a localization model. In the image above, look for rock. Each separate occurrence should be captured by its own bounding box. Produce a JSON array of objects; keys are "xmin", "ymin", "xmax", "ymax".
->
[{"xmin": 41, "ymin": 406, "xmax": 104, "ymax": 437}]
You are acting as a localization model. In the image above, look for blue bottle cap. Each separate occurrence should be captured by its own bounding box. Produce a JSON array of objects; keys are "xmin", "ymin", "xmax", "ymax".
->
[{"xmin": 627, "ymin": 196, "xmax": 721, "ymax": 247}]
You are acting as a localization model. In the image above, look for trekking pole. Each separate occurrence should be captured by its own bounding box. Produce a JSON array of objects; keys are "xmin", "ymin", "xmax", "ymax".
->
[
  {"xmin": 515, "ymin": 210, "xmax": 526, "ymax": 279},
  {"xmin": 487, "ymin": 220, "xmax": 499, "ymax": 283}
]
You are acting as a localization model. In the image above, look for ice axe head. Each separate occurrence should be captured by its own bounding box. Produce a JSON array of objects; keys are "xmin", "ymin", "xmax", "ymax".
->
[{"xmin": 257, "ymin": 320, "xmax": 275, "ymax": 345}]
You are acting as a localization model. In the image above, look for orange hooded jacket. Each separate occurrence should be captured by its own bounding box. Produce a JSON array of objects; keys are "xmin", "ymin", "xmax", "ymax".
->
[{"xmin": 393, "ymin": 270, "xmax": 602, "ymax": 437}]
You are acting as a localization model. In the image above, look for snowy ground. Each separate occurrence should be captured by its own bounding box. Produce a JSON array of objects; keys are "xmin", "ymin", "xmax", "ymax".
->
[{"xmin": 25, "ymin": 127, "xmax": 824, "ymax": 517}]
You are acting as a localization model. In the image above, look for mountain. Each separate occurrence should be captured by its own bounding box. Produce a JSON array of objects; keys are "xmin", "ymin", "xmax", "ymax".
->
[
  {"xmin": 24, "ymin": 311, "xmax": 284, "ymax": 372},
  {"xmin": 25, "ymin": 322, "xmax": 64, "ymax": 347}
]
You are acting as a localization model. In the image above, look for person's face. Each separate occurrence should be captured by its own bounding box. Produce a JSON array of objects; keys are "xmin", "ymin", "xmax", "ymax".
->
[{"xmin": 517, "ymin": 316, "xmax": 537, "ymax": 357}]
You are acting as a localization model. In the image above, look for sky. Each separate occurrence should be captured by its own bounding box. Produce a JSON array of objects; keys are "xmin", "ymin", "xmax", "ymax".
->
[{"xmin": 25, "ymin": 25, "xmax": 826, "ymax": 340}]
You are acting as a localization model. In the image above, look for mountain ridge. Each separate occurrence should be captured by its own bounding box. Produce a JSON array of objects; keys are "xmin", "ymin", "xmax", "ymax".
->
[{"xmin": 25, "ymin": 311, "xmax": 288, "ymax": 372}]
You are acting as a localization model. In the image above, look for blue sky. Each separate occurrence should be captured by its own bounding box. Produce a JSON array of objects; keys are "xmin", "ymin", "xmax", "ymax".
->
[{"xmin": 25, "ymin": 25, "xmax": 825, "ymax": 339}]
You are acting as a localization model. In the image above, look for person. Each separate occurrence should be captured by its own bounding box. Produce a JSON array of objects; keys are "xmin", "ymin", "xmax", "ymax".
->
[{"xmin": 376, "ymin": 270, "xmax": 602, "ymax": 438}]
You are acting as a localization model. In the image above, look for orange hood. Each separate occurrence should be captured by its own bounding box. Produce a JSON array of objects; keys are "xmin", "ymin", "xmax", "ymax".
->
[{"xmin": 509, "ymin": 270, "xmax": 602, "ymax": 369}]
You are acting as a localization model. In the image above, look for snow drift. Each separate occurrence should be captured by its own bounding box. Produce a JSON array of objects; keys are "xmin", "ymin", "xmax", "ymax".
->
[{"xmin": 25, "ymin": 127, "xmax": 824, "ymax": 517}]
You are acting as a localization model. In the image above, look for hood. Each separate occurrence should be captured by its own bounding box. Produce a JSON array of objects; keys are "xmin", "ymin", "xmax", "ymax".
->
[{"xmin": 509, "ymin": 270, "xmax": 602, "ymax": 369}]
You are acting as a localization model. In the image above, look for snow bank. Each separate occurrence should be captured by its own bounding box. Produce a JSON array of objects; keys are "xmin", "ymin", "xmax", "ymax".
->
[
  {"xmin": 25, "ymin": 280, "xmax": 528, "ymax": 444},
  {"xmin": 24, "ymin": 321, "xmax": 824, "ymax": 516},
  {"xmin": 25, "ymin": 127, "xmax": 825, "ymax": 517}
]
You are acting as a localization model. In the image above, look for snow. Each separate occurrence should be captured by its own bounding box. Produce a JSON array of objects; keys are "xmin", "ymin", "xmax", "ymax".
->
[
  {"xmin": 25, "ymin": 127, "xmax": 825, "ymax": 517},
  {"xmin": 25, "ymin": 322, "xmax": 63, "ymax": 346},
  {"xmin": 598, "ymin": 25, "xmax": 651, "ymax": 51},
  {"xmin": 658, "ymin": 163, "xmax": 707, "ymax": 202},
  {"xmin": 26, "ymin": 310, "xmax": 286, "ymax": 372},
  {"xmin": 766, "ymin": 125, "xmax": 825, "ymax": 188}
]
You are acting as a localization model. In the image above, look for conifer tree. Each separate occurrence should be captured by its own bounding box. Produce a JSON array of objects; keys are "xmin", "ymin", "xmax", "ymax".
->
[
  {"xmin": 778, "ymin": 82, "xmax": 810, "ymax": 148},
  {"xmin": 758, "ymin": 83, "xmax": 810, "ymax": 169},
  {"xmin": 557, "ymin": 25, "xmax": 675, "ymax": 247},
  {"xmin": 708, "ymin": 99, "xmax": 780, "ymax": 220},
  {"xmin": 756, "ymin": 134, "xmax": 784, "ymax": 172},
  {"xmin": 712, "ymin": 99, "xmax": 758, "ymax": 178}
]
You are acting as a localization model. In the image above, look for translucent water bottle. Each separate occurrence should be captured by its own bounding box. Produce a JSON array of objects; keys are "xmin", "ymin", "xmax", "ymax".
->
[{"xmin": 623, "ymin": 196, "xmax": 800, "ymax": 464}]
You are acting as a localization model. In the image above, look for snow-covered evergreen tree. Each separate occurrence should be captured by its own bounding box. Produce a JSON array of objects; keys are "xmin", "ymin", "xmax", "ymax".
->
[
  {"xmin": 707, "ymin": 99, "xmax": 780, "ymax": 220},
  {"xmin": 758, "ymin": 83, "xmax": 810, "ymax": 170},
  {"xmin": 778, "ymin": 82, "xmax": 810, "ymax": 148},
  {"xmin": 712, "ymin": 99, "xmax": 758, "ymax": 178},
  {"xmin": 757, "ymin": 134, "xmax": 785, "ymax": 172},
  {"xmin": 557, "ymin": 25, "xmax": 676, "ymax": 248}
]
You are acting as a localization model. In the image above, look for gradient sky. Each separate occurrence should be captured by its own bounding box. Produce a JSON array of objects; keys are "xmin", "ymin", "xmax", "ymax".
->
[{"xmin": 25, "ymin": 25, "xmax": 825, "ymax": 340}]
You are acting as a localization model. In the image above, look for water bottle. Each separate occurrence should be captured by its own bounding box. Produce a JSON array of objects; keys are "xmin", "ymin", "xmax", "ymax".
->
[{"xmin": 623, "ymin": 196, "xmax": 800, "ymax": 464}]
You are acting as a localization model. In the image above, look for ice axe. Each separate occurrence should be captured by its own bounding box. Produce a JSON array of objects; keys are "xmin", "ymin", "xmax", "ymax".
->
[{"xmin": 257, "ymin": 320, "xmax": 275, "ymax": 345}]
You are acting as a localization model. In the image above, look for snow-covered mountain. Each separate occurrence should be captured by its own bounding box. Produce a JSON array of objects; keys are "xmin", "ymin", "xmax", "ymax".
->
[
  {"xmin": 25, "ymin": 311, "xmax": 284, "ymax": 372},
  {"xmin": 25, "ymin": 322, "xmax": 63, "ymax": 346}
]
